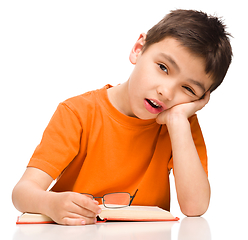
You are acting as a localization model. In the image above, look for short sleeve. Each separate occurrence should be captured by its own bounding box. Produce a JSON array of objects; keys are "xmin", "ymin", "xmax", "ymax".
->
[
  {"xmin": 28, "ymin": 102, "xmax": 82, "ymax": 179},
  {"xmin": 167, "ymin": 114, "xmax": 208, "ymax": 176}
]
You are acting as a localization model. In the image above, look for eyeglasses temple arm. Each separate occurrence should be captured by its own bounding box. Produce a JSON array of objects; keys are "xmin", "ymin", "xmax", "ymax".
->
[{"xmin": 130, "ymin": 189, "xmax": 138, "ymax": 205}]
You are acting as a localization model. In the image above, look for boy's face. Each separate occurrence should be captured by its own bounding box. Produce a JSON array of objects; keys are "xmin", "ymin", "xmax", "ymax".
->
[{"xmin": 127, "ymin": 35, "xmax": 213, "ymax": 120}]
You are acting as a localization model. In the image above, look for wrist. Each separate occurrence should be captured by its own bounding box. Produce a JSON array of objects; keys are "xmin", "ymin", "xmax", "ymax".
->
[
  {"xmin": 166, "ymin": 115, "xmax": 192, "ymax": 146},
  {"xmin": 166, "ymin": 113, "xmax": 190, "ymax": 131},
  {"xmin": 40, "ymin": 191, "xmax": 57, "ymax": 217}
]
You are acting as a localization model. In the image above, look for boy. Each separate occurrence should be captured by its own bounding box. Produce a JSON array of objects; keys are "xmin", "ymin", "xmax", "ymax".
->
[{"xmin": 12, "ymin": 9, "xmax": 232, "ymax": 225}]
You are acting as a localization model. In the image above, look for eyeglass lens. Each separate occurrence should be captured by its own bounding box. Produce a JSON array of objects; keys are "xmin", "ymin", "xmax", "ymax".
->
[
  {"xmin": 81, "ymin": 192, "xmax": 132, "ymax": 208},
  {"xmin": 103, "ymin": 192, "xmax": 131, "ymax": 208}
]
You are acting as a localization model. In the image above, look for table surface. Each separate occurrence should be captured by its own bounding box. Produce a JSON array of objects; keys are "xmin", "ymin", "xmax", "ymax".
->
[{"xmin": 6, "ymin": 213, "xmax": 247, "ymax": 240}]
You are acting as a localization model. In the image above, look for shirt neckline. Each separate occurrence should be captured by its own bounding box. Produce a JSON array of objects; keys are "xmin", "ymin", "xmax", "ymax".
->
[{"xmin": 96, "ymin": 85, "xmax": 158, "ymax": 128}]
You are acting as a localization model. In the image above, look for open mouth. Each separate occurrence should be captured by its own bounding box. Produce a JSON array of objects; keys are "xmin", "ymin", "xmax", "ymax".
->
[
  {"xmin": 144, "ymin": 98, "xmax": 166, "ymax": 115},
  {"xmin": 145, "ymin": 99, "xmax": 162, "ymax": 109}
]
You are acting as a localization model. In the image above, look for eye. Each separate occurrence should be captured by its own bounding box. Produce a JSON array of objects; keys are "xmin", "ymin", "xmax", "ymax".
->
[
  {"xmin": 158, "ymin": 64, "xmax": 168, "ymax": 74},
  {"xmin": 183, "ymin": 86, "xmax": 196, "ymax": 96}
]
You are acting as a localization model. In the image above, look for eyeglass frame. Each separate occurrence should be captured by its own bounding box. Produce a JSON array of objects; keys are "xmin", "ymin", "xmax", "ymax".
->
[{"xmin": 81, "ymin": 189, "xmax": 138, "ymax": 209}]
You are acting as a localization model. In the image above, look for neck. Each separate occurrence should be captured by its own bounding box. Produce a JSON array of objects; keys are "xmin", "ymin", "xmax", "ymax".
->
[{"xmin": 107, "ymin": 80, "xmax": 136, "ymax": 117}]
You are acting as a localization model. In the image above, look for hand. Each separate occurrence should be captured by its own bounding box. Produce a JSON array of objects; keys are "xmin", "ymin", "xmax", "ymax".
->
[
  {"xmin": 46, "ymin": 191, "xmax": 101, "ymax": 225},
  {"xmin": 156, "ymin": 91, "xmax": 210, "ymax": 126}
]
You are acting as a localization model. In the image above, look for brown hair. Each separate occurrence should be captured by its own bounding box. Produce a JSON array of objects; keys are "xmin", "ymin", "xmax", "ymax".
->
[{"xmin": 142, "ymin": 9, "xmax": 233, "ymax": 92}]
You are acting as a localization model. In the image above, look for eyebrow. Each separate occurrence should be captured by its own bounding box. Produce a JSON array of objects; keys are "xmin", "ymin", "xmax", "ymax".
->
[
  {"xmin": 159, "ymin": 53, "xmax": 180, "ymax": 72},
  {"xmin": 188, "ymin": 79, "xmax": 206, "ymax": 93},
  {"xmin": 158, "ymin": 53, "xmax": 206, "ymax": 94}
]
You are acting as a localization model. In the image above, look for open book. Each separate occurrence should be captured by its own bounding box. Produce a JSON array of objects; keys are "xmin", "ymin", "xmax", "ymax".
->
[
  {"xmin": 98, "ymin": 205, "xmax": 179, "ymax": 222},
  {"xmin": 16, "ymin": 205, "xmax": 179, "ymax": 224}
]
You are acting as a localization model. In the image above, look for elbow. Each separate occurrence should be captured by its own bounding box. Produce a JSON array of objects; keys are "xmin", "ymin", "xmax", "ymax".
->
[
  {"xmin": 12, "ymin": 182, "xmax": 25, "ymax": 212},
  {"xmin": 180, "ymin": 202, "xmax": 209, "ymax": 217},
  {"xmin": 182, "ymin": 209, "xmax": 206, "ymax": 217},
  {"xmin": 12, "ymin": 184, "xmax": 20, "ymax": 211},
  {"xmin": 179, "ymin": 189, "xmax": 211, "ymax": 217}
]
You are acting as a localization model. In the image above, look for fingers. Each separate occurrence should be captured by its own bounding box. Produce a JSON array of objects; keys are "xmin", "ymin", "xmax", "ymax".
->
[
  {"xmin": 67, "ymin": 200, "xmax": 98, "ymax": 218},
  {"xmin": 61, "ymin": 212, "xmax": 97, "ymax": 226},
  {"xmin": 65, "ymin": 194, "xmax": 101, "ymax": 225},
  {"xmin": 51, "ymin": 192, "xmax": 102, "ymax": 226},
  {"xmin": 194, "ymin": 91, "xmax": 210, "ymax": 111},
  {"xmin": 156, "ymin": 91, "xmax": 211, "ymax": 125},
  {"xmin": 201, "ymin": 90, "xmax": 210, "ymax": 104},
  {"xmin": 73, "ymin": 193, "xmax": 102, "ymax": 216},
  {"xmin": 62, "ymin": 217, "xmax": 88, "ymax": 226}
]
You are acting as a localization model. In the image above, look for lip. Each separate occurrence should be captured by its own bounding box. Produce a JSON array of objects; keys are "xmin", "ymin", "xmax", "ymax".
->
[{"xmin": 144, "ymin": 98, "xmax": 168, "ymax": 114}]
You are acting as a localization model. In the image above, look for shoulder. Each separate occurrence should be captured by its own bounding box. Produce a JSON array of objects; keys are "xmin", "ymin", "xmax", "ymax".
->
[
  {"xmin": 60, "ymin": 85, "xmax": 110, "ymax": 116},
  {"xmin": 63, "ymin": 89, "xmax": 98, "ymax": 109}
]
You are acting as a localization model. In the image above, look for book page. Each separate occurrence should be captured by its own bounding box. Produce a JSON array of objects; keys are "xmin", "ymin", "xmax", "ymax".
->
[
  {"xmin": 100, "ymin": 205, "xmax": 165, "ymax": 212},
  {"xmin": 98, "ymin": 205, "xmax": 176, "ymax": 221}
]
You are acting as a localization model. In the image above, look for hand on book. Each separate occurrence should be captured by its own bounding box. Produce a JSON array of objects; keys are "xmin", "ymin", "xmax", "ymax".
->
[{"xmin": 46, "ymin": 192, "xmax": 101, "ymax": 225}]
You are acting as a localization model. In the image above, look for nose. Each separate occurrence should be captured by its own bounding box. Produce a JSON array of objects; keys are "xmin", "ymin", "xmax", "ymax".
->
[{"xmin": 157, "ymin": 82, "xmax": 175, "ymax": 101}]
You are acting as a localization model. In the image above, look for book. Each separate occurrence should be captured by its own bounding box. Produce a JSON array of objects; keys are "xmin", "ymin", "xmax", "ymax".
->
[
  {"xmin": 16, "ymin": 213, "xmax": 54, "ymax": 224},
  {"xmin": 16, "ymin": 205, "xmax": 179, "ymax": 224},
  {"xmin": 98, "ymin": 205, "xmax": 179, "ymax": 222}
]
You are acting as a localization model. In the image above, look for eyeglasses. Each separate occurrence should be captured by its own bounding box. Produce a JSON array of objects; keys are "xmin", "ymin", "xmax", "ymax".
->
[{"xmin": 81, "ymin": 189, "xmax": 138, "ymax": 209}]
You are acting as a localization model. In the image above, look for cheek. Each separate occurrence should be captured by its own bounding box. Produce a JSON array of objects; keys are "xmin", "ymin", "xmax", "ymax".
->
[
  {"xmin": 131, "ymin": 60, "xmax": 155, "ymax": 84},
  {"xmin": 129, "ymin": 71, "xmax": 151, "ymax": 97}
]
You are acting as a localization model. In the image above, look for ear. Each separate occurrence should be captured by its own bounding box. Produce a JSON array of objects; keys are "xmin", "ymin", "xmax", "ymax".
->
[{"xmin": 129, "ymin": 33, "xmax": 146, "ymax": 65}]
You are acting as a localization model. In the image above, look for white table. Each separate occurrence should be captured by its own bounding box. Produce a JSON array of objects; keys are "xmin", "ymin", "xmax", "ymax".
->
[
  {"xmin": 10, "ymin": 219, "xmax": 201, "ymax": 240},
  {"xmin": 7, "ymin": 214, "xmax": 247, "ymax": 240}
]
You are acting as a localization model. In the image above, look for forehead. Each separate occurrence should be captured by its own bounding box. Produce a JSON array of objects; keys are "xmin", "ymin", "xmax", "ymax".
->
[{"xmin": 144, "ymin": 37, "xmax": 213, "ymax": 90}]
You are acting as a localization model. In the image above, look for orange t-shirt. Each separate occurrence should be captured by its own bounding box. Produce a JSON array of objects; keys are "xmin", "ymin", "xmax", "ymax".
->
[{"xmin": 28, "ymin": 85, "xmax": 208, "ymax": 211}]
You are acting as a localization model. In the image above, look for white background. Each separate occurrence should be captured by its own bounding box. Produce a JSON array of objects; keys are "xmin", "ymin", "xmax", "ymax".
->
[{"xmin": 1, "ymin": 0, "xmax": 247, "ymax": 238}]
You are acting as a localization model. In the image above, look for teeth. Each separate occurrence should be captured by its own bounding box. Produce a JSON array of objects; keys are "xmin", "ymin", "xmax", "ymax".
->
[{"xmin": 150, "ymin": 100, "xmax": 161, "ymax": 107}]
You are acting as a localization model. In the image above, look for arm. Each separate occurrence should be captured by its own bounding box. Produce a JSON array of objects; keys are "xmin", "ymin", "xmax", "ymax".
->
[
  {"xmin": 12, "ymin": 167, "xmax": 101, "ymax": 225},
  {"xmin": 156, "ymin": 92, "xmax": 211, "ymax": 216}
]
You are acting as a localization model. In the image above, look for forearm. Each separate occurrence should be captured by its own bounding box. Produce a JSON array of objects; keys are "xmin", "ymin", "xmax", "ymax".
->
[
  {"xmin": 168, "ymin": 116, "xmax": 210, "ymax": 216},
  {"xmin": 12, "ymin": 168, "xmax": 101, "ymax": 225},
  {"xmin": 12, "ymin": 168, "xmax": 55, "ymax": 216},
  {"xmin": 12, "ymin": 179, "xmax": 54, "ymax": 215}
]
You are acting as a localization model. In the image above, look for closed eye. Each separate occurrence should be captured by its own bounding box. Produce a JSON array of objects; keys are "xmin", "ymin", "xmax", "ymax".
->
[
  {"xmin": 183, "ymin": 86, "xmax": 196, "ymax": 96},
  {"xmin": 158, "ymin": 64, "xmax": 168, "ymax": 74}
]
